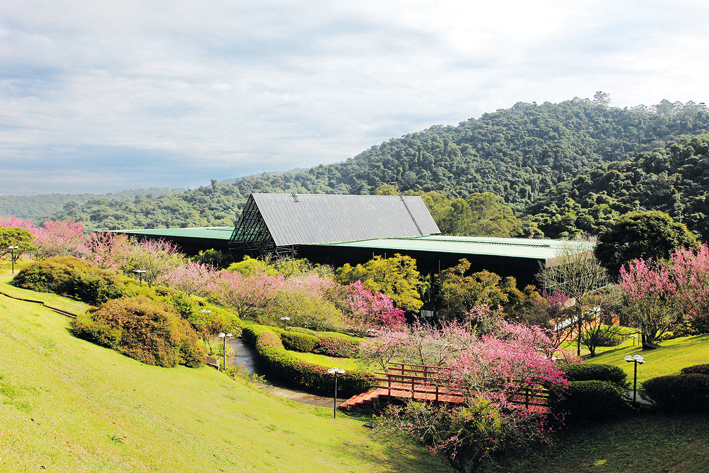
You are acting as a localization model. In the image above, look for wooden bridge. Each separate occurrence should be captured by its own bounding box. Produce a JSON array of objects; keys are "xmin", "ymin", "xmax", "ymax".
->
[{"xmin": 340, "ymin": 362, "xmax": 549, "ymax": 414}]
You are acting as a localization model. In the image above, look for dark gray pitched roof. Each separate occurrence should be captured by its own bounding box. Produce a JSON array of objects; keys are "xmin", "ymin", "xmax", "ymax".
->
[{"xmin": 248, "ymin": 193, "xmax": 440, "ymax": 246}]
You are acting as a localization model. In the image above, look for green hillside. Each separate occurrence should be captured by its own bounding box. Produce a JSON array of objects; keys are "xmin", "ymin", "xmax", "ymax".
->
[
  {"xmin": 0, "ymin": 276, "xmax": 451, "ymax": 473},
  {"xmin": 526, "ymin": 133, "xmax": 709, "ymax": 240},
  {"xmin": 36, "ymin": 98, "xmax": 709, "ymax": 230}
]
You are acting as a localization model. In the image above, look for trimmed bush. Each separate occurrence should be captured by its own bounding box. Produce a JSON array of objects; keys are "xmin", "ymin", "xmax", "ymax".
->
[
  {"xmin": 561, "ymin": 363, "xmax": 628, "ymax": 387},
  {"xmin": 12, "ymin": 257, "xmax": 126, "ymax": 305},
  {"xmin": 281, "ymin": 331, "xmax": 318, "ymax": 353},
  {"xmin": 549, "ymin": 380, "xmax": 628, "ymax": 422},
  {"xmin": 72, "ymin": 295, "xmax": 205, "ymax": 368},
  {"xmin": 289, "ymin": 327, "xmax": 362, "ymax": 358},
  {"xmin": 643, "ymin": 374, "xmax": 709, "ymax": 412},
  {"xmin": 243, "ymin": 325, "xmax": 374, "ymax": 397},
  {"xmin": 680, "ymin": 364, "xmax": 709, "ymax": 375}
]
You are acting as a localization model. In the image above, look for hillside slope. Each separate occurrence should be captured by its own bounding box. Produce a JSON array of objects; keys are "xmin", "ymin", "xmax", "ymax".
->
[
  {"xmin": 0, "ymin": 277, "xmax": 451, "ymax": 473},
  {"xmin": 41, "ymin": 98, "xmax": 709, "ymax": 230}
]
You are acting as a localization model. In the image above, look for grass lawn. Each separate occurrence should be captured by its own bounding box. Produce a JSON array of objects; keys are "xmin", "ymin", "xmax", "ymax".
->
[
  {"xmin": 585, "ymin": 334, "xmax": 709, "ymax": 383},
  {"xmin": 287, "ymin": 350, "xmax": 376, "ymax": 373},
  {"xmin": 0, "ymin": 279, "xmax": 453, "ymax": 473},
  {"xmin": 479, "ymin": 412, "xmax": 709, "ymax": 473}
]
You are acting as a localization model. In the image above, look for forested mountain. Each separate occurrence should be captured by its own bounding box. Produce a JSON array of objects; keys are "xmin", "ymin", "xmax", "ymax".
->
[
  {"xmin": 0, "ymin": 188, "xmax": 182, "ymax": 220},
  {"xmin": 525, "ymin": 133, "xmax": 709, "ymax": 241},
  {"xmin": 17, "ymin": 97, "xmax": 709, "ymax": 231}
]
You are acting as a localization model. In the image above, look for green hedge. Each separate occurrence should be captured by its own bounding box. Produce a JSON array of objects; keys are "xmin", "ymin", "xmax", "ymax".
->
[
  {"xmin": 680, "ymin": 364, "xmax": 709, "ymax": 375},
  {"xmin": 288, "ymin": 327, "xmax": 362, "ymax": 358},
  {"xmin": 281, "ymin": 331, "xmax": 318, "ymax": 352},
  {"xmin": 243, "ymin": 325, "xmax": 374, "ymax": 397},
  {"xmin": 562, "ymin": 363, "xmax": 628, "ymax": 387},
  {"xmin": 643, "ymin": 374, "xmax": 709, "ymax": 413},
  {"xmin": 549, "ymin": 380, "xmax": 629, "ymax": 422}
]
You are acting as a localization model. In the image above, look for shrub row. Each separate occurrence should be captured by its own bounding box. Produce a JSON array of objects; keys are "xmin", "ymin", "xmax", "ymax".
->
[
  {"xmin": 680, "ymin": 364, "xmax": 709, "ymax": 375},
  {"xmin": 549, "ymin": 380, "xmax": 629, "ymax": 422},
  {"xmin": 12, "ymin": 256, "xmax": 125, "ymax": 305},
  {"xmin": 561, "ymin": 363, "xmax": 628, "ymax": 387},
  {"xmin": 288, "ymin": 327, "xmax": 362, "ymax": 358},
  {"xmin": 243, "ymin": 325, "xmax": 374, "ymax": 397},
  {"xmin": 643, "ymin": 374, "xmax": 709, "ymax": 413},
  {"xmin": 72, "ymin": 295, "xmax": 205, "ymax": 368}
]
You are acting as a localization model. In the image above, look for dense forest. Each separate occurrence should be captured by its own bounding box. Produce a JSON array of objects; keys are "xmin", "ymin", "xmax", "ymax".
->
[
  {"xmin": 4, "ymin": 96, "xmax": 709, "ymax": 234},
  {"xmin": 525, "ymin": 133, "xmax": 709, "ymax": 240}
]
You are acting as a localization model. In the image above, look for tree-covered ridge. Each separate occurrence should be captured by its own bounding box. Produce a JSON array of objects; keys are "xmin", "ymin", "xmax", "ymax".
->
[
  {"xmin": 526, "ymin": 133, "xmax": 709, "ymax": 240},
  {"xmin": 40, "ymin": 97, "xmax": 709, "ymax": 230},
  {"xmin": 0, "ymin": 187, "xmax": 183, "ymax": 221}
]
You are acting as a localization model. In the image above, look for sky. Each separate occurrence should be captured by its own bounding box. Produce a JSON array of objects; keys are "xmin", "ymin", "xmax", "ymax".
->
[{"xmin": 1, "ymin": 0, "xmax": 708, "ymax": 195}]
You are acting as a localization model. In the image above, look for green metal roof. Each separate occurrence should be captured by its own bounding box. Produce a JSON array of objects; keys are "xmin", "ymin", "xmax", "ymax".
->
[
  {"xmin": 114, "ymin": 227, "xmax": 235, "ymax": 240},
  {"xmin": 113, "ymin": 227, "xmax": 594, "ymax": 262},
  {"xmin": 308, "ymin": 235, "xmax": 595, "ymax": 261}
]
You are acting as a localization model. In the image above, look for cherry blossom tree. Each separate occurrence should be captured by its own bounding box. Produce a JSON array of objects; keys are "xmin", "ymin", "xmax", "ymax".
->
[
  {"xmin": 34, "ymin": 220, "xmax": 87, "ymax": 258},
  {"xmin": 342, "ymin": 281, "xmax": 406, "ymax": 334},
  {"xmin": 619, "ymin": 257, "xmax": 677, "ymax": 347},
  {"xmin": 125, "ymin": 238, "xmax": 183, "ymax": 287},
  {"xmin": 167, "ymin": 261, "xmax": 219, "ymax": 296}
]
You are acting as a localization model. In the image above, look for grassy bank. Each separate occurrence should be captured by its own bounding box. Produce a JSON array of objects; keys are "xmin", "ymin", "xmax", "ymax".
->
[
  {"xmin": 586, "ymin": 333, "xmax": 709, "ymax": 383},
  {"xmin": 0, "ymin": 278, "xmax": 452, "ymax": 473}
]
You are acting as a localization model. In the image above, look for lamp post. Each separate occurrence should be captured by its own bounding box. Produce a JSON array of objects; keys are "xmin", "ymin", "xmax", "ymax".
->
[
  {"xmin": 328, "ymin": 367, "xmax": 345, "ymax": 418},
  {"xmin": 8, "ymin": 246, "xmax": 18, "ymax": 274},
  {"xmin": 134, "ymin": 269, "xmax": 146, "ymax": 284},
  {"xmin": 280, "ymin": 316, "xmax": 290, "ymax": 330},
  {"xmin": 630, "ymin": 334, "xmax": 639, "ymax": 346},
  {"xmin": 219, "ymin": 331, "xmax": 233, "ymax": 371},
  {"xmin": 624, "ymin": 354, "xmax": 646, "ymax": 404}
]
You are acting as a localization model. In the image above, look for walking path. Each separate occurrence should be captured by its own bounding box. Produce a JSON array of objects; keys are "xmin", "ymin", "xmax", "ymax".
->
[{"xmin": 226, "ymin": 338, "xmax": 344, "ymax": 408}]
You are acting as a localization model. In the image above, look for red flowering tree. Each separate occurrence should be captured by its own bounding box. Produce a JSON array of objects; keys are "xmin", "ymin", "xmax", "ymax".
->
[
  {"xmin": 342, "ymin": 281, "xmax": 406, "ymax": 334},
  {"xmin": 619, "ymin": 257, "xmax": 677, "ymax": 347},
  {"xmin": 669, "ymin": 243, "xmax": 709, "ymax": 330}
]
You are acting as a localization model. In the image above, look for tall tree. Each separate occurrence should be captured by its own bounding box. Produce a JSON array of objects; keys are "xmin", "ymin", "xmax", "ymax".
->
[
  {"xmin": 335, "ymin": 254, "xmax": 423, "ymax": 312},
  {"xmin": 595, "ymin": 211, "xmax": 697, "ymax": 276}
]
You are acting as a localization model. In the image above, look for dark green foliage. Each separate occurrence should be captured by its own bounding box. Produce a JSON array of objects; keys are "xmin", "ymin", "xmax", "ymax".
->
[
  {"xmin": 561, "ymin": 363, "xmax": 628, "ymax": 387},
  {"xmin": 680, "ymin": 364, "xmax": 709, "ymax": 375},
  {"xmin": 38, "ymin": 99, "xmax": 709, "ymax": 231},
  {"xmin": 643, "ymin": 374, "xmax": 709, "ymax": 413},
  {"xmin": 71, "ymin": 296, "xmax": 205, "ymax": 368},
  {"xmin": 242, "ymin": 325, "xmax": 374, "ymax": 397},
  {"xmin": 595, "ymin": 211, "xmax": 697, "ymax": 274},
  {"xmin": 12, "ymin": 257, "xmax": 125, "ymax": 305},
  {"xmin": 528, "ymin": 134, "xmax": 709, "ymax": 241},
  {"xmin": 549, "ymin": 380, "xmax": 628, "ymax": 422},
  {"xmin": 281, "ymin": 331, "xmax": 318, "ymax": 353}
]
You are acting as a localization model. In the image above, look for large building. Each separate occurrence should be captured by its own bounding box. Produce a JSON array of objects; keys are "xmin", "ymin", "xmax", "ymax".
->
[{"xmin": 116, "ymin": 193, "xmax": 595, "ymax": 288}]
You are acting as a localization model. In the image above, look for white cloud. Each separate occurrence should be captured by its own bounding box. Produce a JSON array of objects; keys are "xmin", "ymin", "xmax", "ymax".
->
[{"xmin": 1, "ymin": 0, "xmax": 708, "ymax": 194}]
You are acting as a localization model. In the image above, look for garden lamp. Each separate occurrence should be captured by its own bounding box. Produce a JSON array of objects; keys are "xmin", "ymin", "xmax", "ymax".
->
[
  {"xmin": 280, "ymin": 316, "xmax": 290, "ymax": 330},
  {"xmin": 8, "ymin": 246, "xmax": 18, "ymax": 274},
  {"xmin": 624, "ymin": 354, "xmax": 645, "ymax": 404},
  {"xmin": 328, "ymin": 367, "xmax": 345, "ymax": 418},
  {"xmin": 219, "ymin": 332, "xmax": 233, "ymax": 371},
  {"xmin": 134, "ymin": 269, "xmax": 146, "ymax": 283}
]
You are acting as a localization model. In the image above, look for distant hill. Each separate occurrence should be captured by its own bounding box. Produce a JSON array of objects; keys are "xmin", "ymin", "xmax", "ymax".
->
[
  {"xmin": 21, "ymin": 97, "xmax": 709, "ymax": 231},
  {"xmin": 0, "ymin": 187, "xmax": 184, "ymax": 220}
]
